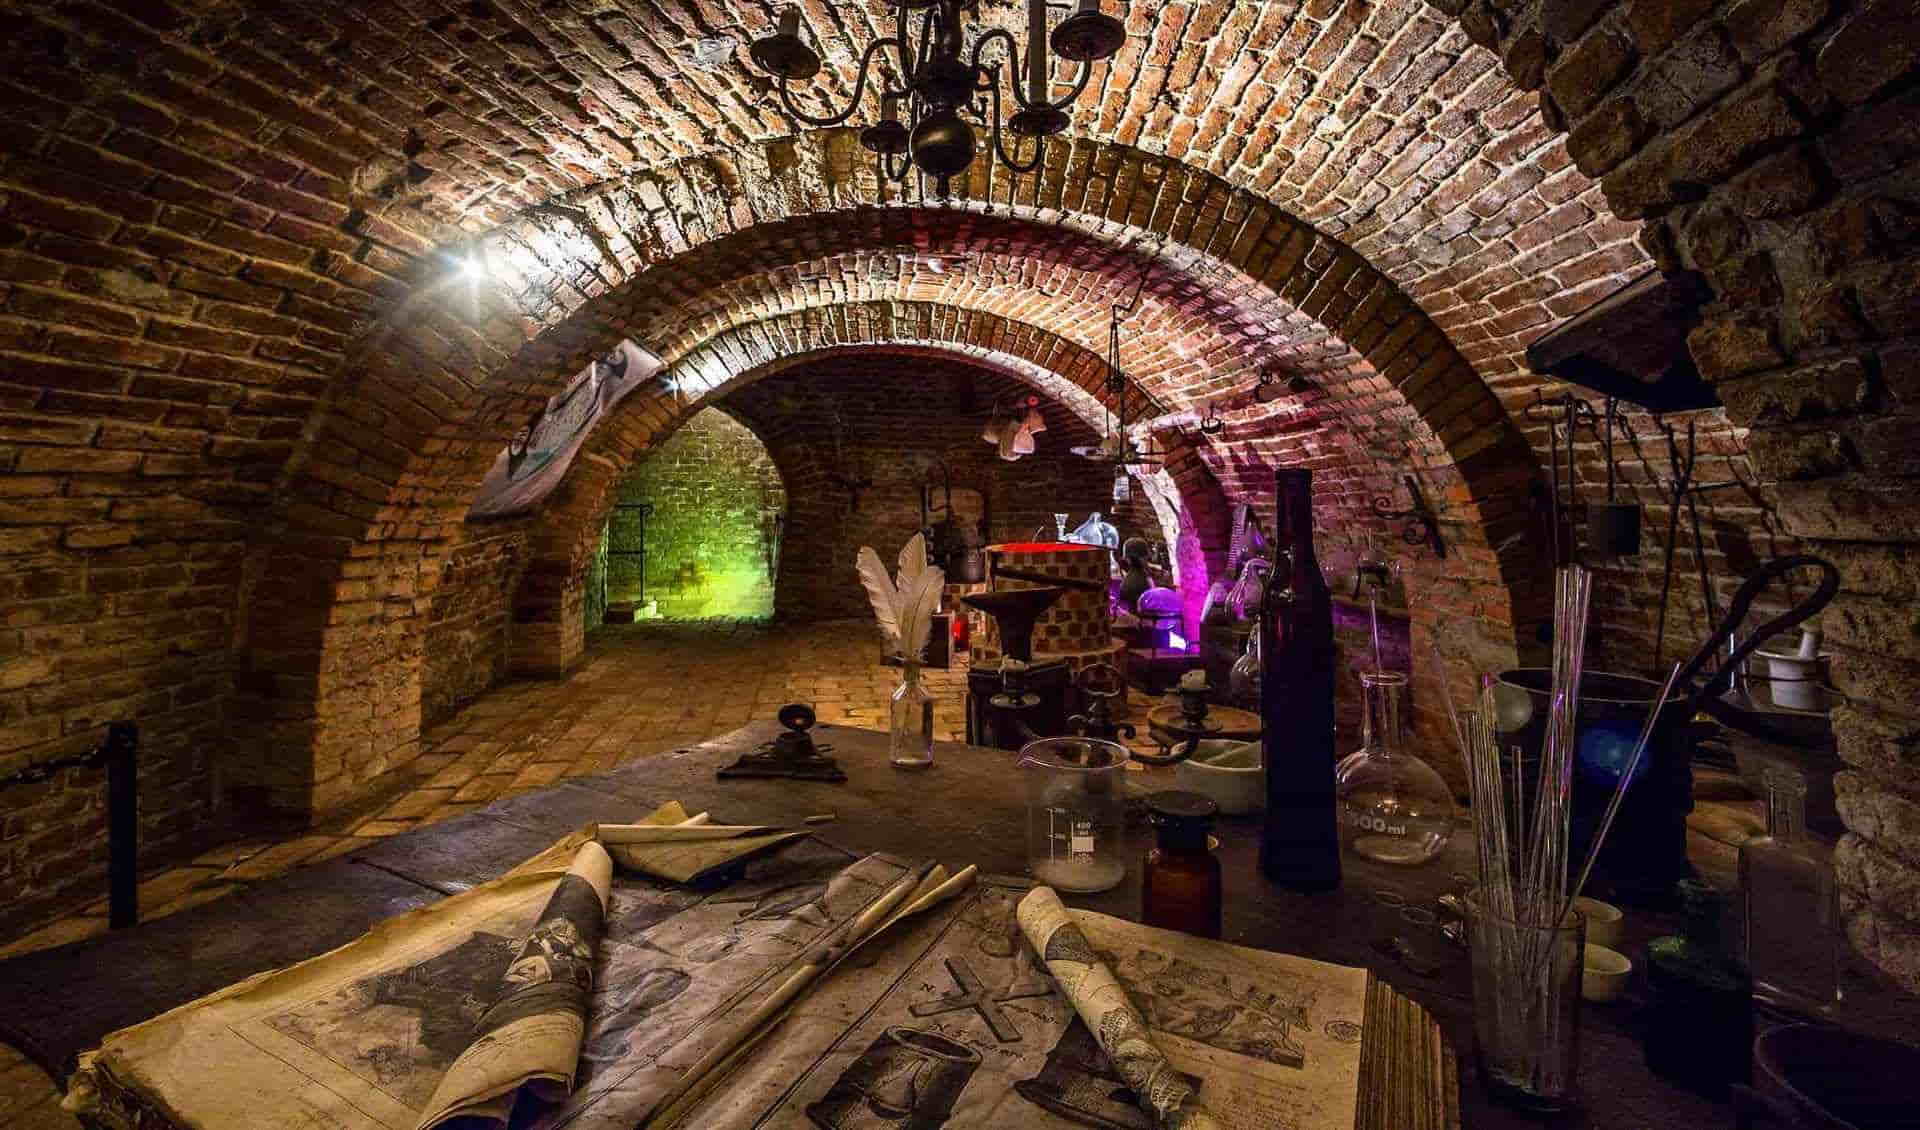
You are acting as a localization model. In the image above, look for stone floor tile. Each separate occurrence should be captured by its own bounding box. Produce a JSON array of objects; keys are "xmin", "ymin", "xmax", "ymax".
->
[
  {"xmin": 509, "ymin": 762, "xmax": 570, "ymax": 790},
  {"xmin": 452, "ymin": 773, "xmax": 514, "ymax": 804},
  {"xmin": 376, "ymin": 787, "xmax": 457, "ymax": 822},
  {"xmin": 191, "ymin": 840, "xmax": 270, "ymax": 868},
  {"xmin": 147, "ymin": 882, "xmax": 239, "ymax": 921},
  {"xmin": 405, "ymin": 752, "xmax": 460, "ymax": 780},
  {"xmin": 221, "ymin": 834, "xmax": 341, "ymax": 882},
  {"xmin": 136, "ymin": 865, "xmax": 221, "ymax": 913},
  {"xmin": 0, "ymin": 915, "xmax": 106, "ymax": 960},
  {"xmin": 423, "ymin": 802, "xmax": 486, "ymax": 825},
  {"xmin": 485, "ymin": 746, "xmax": 544, "ymax": 773}
]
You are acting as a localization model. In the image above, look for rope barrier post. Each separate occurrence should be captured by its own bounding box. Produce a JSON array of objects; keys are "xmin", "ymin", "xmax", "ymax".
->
[{"xmin": 102, "ymin": 722, "xmax": 139, "ymax": 930}]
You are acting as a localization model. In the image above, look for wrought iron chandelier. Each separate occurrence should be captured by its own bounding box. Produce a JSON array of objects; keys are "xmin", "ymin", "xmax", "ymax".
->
[
  {"xmin": 747, "ymin": 0, "xmax": 1126, "ymax": 195},
  {"xmin": 1072, "ymin": 263, "xmax": 1165, "ymax": 502}
]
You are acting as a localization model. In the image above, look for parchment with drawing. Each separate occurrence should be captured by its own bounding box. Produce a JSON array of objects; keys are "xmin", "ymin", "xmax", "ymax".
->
[{"xmin": 71, "ymin": 839, "xmax": 1370, "ymax": 1130}]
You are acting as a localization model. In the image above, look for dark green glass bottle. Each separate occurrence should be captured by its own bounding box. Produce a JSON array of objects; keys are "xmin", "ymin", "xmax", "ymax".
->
[
  {"xmin": 1643, "ymin": 880, "xmax": 1753, "ymax": 1096},
  {"xmin": 1257, "ymin": 468, "xmax": 1339, "ymax": 892}
]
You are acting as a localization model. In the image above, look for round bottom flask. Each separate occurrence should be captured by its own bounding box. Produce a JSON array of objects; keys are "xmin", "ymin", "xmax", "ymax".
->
[{"xmin": 1336, "ymin": 671, "xmax": 1454, "ymax": 866}]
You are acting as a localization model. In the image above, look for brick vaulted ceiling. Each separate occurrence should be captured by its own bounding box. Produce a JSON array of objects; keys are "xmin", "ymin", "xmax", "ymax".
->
[
  {"xmin": 0, "ymin": 0, "xmax": 1652, "ymax": 908},
  {"xmin": 6, "ymin": 0, "xmax": 1920, "ymax": 988},
  {"xmin": 0, "ymin": 0, "xmax": 1649, "ymax": 840}
]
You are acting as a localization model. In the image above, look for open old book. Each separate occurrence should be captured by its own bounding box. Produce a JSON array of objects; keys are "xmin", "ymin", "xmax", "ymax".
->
[{"xmin": 69, "ymin": 813, "xmax": 1455, "ymax": 1130}]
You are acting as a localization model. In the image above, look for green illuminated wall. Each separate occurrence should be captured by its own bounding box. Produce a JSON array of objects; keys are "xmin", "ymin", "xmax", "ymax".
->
[{"xmin": 612, "ymin": 407, "xmax": 785, "ymax": 620}]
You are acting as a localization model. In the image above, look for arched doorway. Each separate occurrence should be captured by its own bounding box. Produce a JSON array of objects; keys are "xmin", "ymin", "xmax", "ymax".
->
[{"xmin": 590, "ymin": 408, "xmax": 786, "ymax": 623}]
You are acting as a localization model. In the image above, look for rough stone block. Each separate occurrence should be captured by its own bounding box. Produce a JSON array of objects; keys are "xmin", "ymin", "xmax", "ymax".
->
[
  {"xmin": 1688, "ymin": 313, "xmax": 1785, "ymax": 380},
  {"xmin": 1816, "ymin": 0, "xmax": 1918, "ymax": 105},
  {"xmin": 1726, "ymin": 0, "xmax": 1831, "ymax": 61},
  {"xmin": 1635, "ymin": 26, "xmax": 1744, "ymax": 129},
  {"xmin": 1624, "ymin": 0, "xmax": 1717, "ymax": 55},
  {"xmin": 1568, "ymin": 97, "xmax": 1649, "ymax": 176},
  {"xmin": 1549, "ymin": 27, "xmax": 1637, "ymax": 119}
]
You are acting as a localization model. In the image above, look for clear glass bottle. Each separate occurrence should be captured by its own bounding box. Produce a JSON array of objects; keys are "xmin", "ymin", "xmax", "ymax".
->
[
  {"xmin": 1645, "ymin": 880, "xmax": 1753, "ymax": 1097},
  {"xmin": 889, "ymin": 661, "xmax": 935, "ymax": 770},
  {"xmin": 1228, "ymin": 626, "xmax": 1261, "ymax": 708},
  {"xmin": 1143, "ymin": 791, "xmax": 1223, "ymax": 939},
  {"xmin": 1335, "ymin": 671, "xmax": 1455, "ymax": 865},
  {"xmin": 1740, "ymin": 768, "xmax": 1842, "ymax": 1014}
]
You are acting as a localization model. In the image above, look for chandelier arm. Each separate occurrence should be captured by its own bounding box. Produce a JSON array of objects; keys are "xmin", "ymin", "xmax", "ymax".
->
[
  {"xmin": 893, "ymin": 2, "xmax": 918, "ymax": 89},
  {"xmin": 774, "ymin": 36, "xmax": 904, "ymax": 128},
  {"xmin": 969, "ymin": 28, "xmax": 1026, "ymax": 101},
  {"xmin": 985, "ymin": 78, "xmax": 1047, "ymax": 173},
  {"xmin": 1047, "ymin": 59, "xmax": 1094, "ymax": 109}
]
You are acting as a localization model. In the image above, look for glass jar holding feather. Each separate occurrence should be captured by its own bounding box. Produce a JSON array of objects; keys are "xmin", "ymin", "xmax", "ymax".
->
[{"xmin": 857, "ymin": 535, "xmax": 946, "ymax": 771}]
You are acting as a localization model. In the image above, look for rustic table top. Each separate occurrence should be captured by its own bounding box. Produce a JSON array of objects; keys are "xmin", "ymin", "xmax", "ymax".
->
[{"xmin": 4, "ymin": 719, "xmax": 1914, "ymax": 1129}]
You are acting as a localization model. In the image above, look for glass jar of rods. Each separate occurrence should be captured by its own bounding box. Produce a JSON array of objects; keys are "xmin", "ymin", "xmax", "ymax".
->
[{"xmin": 1431, "ymin": 566, "xmax": 1682, "ymax": 1114}]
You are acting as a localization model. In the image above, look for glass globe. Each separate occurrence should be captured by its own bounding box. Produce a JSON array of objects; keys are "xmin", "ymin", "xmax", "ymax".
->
[{"xmin": 1336, "ymin": 671, "xmax": 1455, "ymax": 866}]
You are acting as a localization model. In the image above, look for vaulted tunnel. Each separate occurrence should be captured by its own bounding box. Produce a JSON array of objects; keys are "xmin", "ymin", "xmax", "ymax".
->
[{"xmin": 0, "ymin": 0, "xmax": 1914, "ymax": 1014}]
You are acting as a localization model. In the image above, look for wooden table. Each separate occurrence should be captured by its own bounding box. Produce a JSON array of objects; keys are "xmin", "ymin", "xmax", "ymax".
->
[{"xmin": 4, "ymin": 720, "xmax": 1913, "ymax": 1128}]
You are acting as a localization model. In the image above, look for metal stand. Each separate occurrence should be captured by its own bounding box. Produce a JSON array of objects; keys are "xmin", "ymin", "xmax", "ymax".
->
[
  {"xmin": 717, "ymin": 704, "xmax": 846, "ymax": 783},
  {"xmin": 1066, "ymin": 662, "xmax": 1135, "ymax": 743},
  {"xmin": 0, "ymin": 722, "xmax": 139, "ymax": 929}
]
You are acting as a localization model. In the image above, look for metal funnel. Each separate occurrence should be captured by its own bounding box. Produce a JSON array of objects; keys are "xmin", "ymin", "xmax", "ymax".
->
[{"xmin": 960, "ymin": 586, "xmax": 1064, "ymax": 663}]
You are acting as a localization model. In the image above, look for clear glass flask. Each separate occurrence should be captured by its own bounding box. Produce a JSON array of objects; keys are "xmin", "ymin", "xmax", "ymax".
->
[
  {"xmin": 1228, "ymin": 626, "xmax": 1261, "ymax": 708},
  {"xmin": 888, "ymin": 661, "xmax": 935, "ymax": 770},
  {"xmin": 1021, "ymin": 736, "xmax": 1128, "ymax": 892},
  {"xmin": 1740, "ymin": 768, "xmax": 1842, "ymax": 1014},
  {"xmin": 1334, "ymin": 671, "xmax": 1455, "ymax": 865}
]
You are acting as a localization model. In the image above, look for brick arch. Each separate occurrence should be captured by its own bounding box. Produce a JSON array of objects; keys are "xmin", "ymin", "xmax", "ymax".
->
[
  {"xmin": 504, "ymin": 311, "xmax": 1233, "ymax": 673},
  {"xmin": 234, "ymin": 147, "xmax": 1560, "ymax": 818},
  {"xmin": 0, "ymin": 0, "xmax": 1910, "ymax": 989}
]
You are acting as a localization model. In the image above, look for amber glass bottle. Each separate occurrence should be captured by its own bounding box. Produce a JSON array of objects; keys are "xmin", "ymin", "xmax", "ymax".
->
[{"xmin": 1143, "ymin": 791, "xmax": 1222, "ymax": 940}]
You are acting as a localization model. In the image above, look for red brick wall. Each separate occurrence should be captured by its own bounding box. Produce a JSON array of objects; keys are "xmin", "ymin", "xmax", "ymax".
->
[
  {"xmin": 0, "ymin": 0, "xmax": 1912, "ymax": 989},
  {"xmin": 613, "ymin": 406, "xmax": 784, "ymax": 619}
]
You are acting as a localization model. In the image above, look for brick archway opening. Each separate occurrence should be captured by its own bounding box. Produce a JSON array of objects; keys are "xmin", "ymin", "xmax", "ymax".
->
[{"xmin": 500, "ymin": 337, "xmax": 1232, "ymax": 678}]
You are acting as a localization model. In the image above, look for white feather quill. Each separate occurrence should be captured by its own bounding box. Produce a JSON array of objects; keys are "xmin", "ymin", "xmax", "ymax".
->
[
  {"xmin": 894, "ymin": 562, "xmax": 946, "ymax": 660},
  {"xmin": 856, "ymin": 536, "xmax": 945, "ymax": 661},
  {"xmin": 896, "ymin": 533, "xmax": 928, "ymax": 592},
  {"xmin": 856, "ymin": 546, "xmax": 901, "ymax": 650}
]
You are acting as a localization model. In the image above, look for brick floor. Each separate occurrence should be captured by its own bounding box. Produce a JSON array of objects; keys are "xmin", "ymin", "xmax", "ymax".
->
[
  {"xmin": 0, "ymin": 618, "xmax": 1760, "ymax": 1121},
  {"xmin": 0, "ymin": 619, "xmax": 1161, "ymax": 1122}
]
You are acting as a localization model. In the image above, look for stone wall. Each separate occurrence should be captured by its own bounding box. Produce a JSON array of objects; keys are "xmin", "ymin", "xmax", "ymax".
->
[
  {"xmin": 1430, "ymin": 0, "xmax": 1920, "ymax": 995},
  {"xmin": 613, "ymin": 407, "xmax": 784, "ymax": 620}
]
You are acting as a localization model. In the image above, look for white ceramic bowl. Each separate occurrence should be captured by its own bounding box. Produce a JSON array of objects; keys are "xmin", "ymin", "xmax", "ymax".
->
[
  {"xmin": 1173, "ymin": 740, "xmax": 1263, "ymax": 815},
  {"xmin": 1574, "ymin": 896, "xmax": 1623, "ymax": 950},
  {"xmin": 1582, "ymin": 943, "xmax": 1632, "ymax": 1003}
]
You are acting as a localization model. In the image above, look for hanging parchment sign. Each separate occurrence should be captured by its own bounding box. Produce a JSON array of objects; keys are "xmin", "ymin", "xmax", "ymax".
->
[{"xmin": 467, "ymin": 340, "xmax": 664, "ymax": 519}]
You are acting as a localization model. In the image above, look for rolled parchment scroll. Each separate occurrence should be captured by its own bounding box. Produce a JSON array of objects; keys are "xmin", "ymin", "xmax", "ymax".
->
[
  {"xmin": 1016, "ymin": 886, "xmax": 1226, "ymax": 1130},
  {"xmin": 414, "ymin": 841, "xmax": 613, "ymax": 1130}
]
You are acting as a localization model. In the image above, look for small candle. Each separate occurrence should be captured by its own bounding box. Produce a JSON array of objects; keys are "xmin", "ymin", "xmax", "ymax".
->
[{"xmin": 1179, "ymin": 670, "xmax": 1208, "ymax": 692}]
